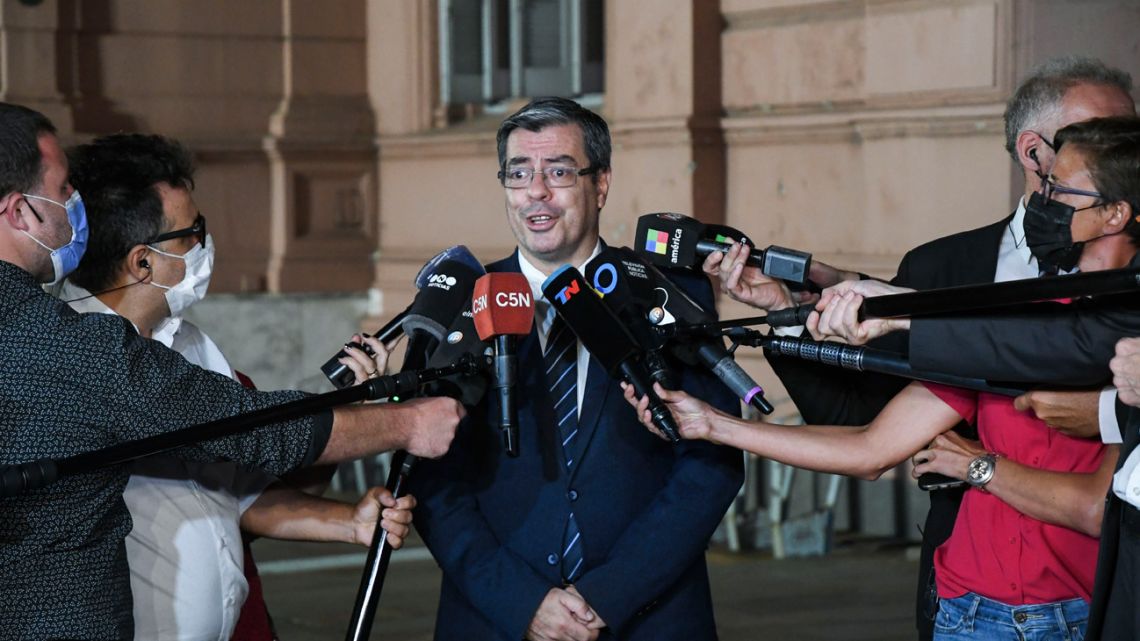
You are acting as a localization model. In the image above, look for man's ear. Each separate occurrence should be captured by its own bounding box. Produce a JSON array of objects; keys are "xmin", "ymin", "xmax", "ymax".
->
[
  {"xmin": 594, "ymin": 168, "xmax": 611, "ymax": 211},
  {"xmin": 0, "ymin": 192, "xmax": 29, "ymax": 231},
  {"xmin": 125, "ymin": 245, "xmax": 153, "ymax": 283},
  {"xmin": 1104, "ymin": 201, "xmax": 1137, "ymax": 235},
  {"xmin": 1015, "ymin": 130, "xmax": 1046, "ymax": 174}
]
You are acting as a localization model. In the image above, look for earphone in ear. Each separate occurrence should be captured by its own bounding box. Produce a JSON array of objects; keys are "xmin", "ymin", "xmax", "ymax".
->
[
  {"xmin": 139, "ymin": 259, "xmax": 150, "ymax": 270},
  {"xmin": 1028, "ymin": 148, "xmax": 1039, "ymax": 162}
]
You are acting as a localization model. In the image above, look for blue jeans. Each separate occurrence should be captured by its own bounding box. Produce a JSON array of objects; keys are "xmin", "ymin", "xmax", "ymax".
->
[{"xmin": 934, "ymin": 593, "xmax": 1087, "ymax": 641}]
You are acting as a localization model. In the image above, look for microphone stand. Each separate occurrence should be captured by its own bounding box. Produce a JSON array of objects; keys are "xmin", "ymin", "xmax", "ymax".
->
[
  {"xmin": 344, "ymin": 448, "xmax": 417, "ymax": 641},
  {"xmin": 0, "ymin": 356, "xmax": 480, "ymax": 498},
  {"xmin": 344, "ymin": 332, "xmax": 463, "ymax": 641}
]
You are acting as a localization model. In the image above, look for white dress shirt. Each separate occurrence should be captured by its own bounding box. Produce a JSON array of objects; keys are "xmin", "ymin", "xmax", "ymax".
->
[
  {"xmin": 61, "ymin": 282, "xmax": 275, "ymax": 641},
  {"xmin": 517, "ymin": 242, "xmax": 604, "ymax": 413}
]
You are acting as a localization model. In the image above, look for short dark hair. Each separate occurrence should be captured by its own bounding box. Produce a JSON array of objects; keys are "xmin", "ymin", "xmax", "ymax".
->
[
  {"xmin": 496, "ymin": 97, "xmax": 611, "ymax": 176},
  {"xmin": 1054, "ymin": 116, "xmax": 1140, "ymax": 243},
  {"xmin": 1004, "ymin": 55, "xmax": 1133, "ymax": 162},
  {"xmin": 68, "ymin": 134, "xmax": 196, "ymax": 292},
  {"xmin": 0, "ymin": 103, "xmax": 57, "ymax": 197}
]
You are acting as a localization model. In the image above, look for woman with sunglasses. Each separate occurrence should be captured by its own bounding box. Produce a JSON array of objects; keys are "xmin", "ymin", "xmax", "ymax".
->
[{"xmin": 625, "ymin": 116, "xmax": 1140, "ymax": 641}]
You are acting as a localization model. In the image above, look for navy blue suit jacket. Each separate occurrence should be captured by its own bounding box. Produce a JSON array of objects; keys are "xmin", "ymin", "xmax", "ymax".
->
[{"xmin": 410, "ymin": 249, "xmax": 744, "ymax": 641}]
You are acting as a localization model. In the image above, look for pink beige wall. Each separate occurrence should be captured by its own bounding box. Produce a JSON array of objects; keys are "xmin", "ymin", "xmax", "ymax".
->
[{"xmin": 2, "ymin": 0, "xmax": 1138, "ymax": 401}]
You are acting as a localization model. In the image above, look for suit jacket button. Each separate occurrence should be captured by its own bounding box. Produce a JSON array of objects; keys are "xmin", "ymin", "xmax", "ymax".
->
[
  {"xmin": 567, "ymin": 489, "xmax": 578, "ymax": 502},
  {"xmin": 547, "ymin": 553, "xmax": 559, "ymax": 565}
]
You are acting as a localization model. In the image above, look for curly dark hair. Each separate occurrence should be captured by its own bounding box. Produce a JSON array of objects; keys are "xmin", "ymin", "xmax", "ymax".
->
[{"xmin": 67, "ymin": 133, "xmax": 196, "ymax": 292}]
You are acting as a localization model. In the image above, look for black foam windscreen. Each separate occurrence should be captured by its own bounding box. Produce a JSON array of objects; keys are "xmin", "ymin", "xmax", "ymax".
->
[
  {"xmin": 421, "ymin": 306, "xmax": 490, "ymax": 407},
  {"xmin": 542, "ymin": 264, "xmax": 683, "ymax": 441},
  {"xmin": 403, "ymin": 256, "xmax": 486, "ymax": 340},
  {"xmin": 634, "ymin": 212, "xmax": 705, "ymax": 269}
]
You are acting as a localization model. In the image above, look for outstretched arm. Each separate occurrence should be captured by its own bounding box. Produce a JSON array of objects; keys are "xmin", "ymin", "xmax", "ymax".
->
[
  {"xmin": 623, "ymin": 380, "xmax": 960, "ymax": 480},
  {"xmin": 241, "ymin": 484, "xmax": 416, "ymax": 548}
]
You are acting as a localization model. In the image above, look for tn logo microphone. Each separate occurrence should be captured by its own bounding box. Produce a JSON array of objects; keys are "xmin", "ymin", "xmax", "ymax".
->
[{"xmin": 554, "ymin": 280, "xmax": 580, "ymax": 304}]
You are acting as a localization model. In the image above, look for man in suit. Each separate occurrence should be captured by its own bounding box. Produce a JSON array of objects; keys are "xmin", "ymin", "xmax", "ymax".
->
[
  {"xmin": 704, "ymin": 55, "xmax": 1135, "ymax": 640},
  {"xmin": 409, "ymin": 97, "xmax": 744, "ymax": 641}
]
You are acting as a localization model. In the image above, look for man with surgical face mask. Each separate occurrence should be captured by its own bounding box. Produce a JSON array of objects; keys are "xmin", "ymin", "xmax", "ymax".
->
[{"xmin": 61, "ymin": 133, "xmax": 416, "ymax": 641}]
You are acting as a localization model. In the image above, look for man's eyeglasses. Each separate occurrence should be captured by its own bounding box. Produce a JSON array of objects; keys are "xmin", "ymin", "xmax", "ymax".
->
[
  {"xmin": 498, "ymin": 166, "xmax": 598, "ymax": 189},
  {"xmin": 147, "ymin": 213, "xmax": 207, "ymax": 247},
  {"xmin": 1040, "ymin": 176, "xmax": 1105, "ymax": 205}
]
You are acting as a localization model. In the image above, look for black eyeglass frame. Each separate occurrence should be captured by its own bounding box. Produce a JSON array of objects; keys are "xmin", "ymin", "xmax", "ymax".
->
[
  {"xmin": 146, "ymin": 213, "xmax": 207, "ymax": 247},
  {"xmin": 1040, "ymin": 176, "xmax": 1106, "ymax": 205}
]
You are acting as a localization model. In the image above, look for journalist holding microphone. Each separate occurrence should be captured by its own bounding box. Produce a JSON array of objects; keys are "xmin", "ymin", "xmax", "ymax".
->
[
  {"xmin": 704, "ymin": 55, "xmax": 1136, "ymax": 641},
  {"xmin": 627, "ymin": 116, "xmax": 1140, "ymax": 641},
  {"xmin": 57, "ymin": 132, "xmax": 419, "ymax": 641},
  {"xmin": 0, "ymin": 103, "xmax": 464, "ymax": 640}
]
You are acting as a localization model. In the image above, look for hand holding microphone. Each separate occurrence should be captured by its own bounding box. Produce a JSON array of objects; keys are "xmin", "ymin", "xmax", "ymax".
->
[
  {"xmin": 339, "ymin": 333, "xmax": 397, "ymax": 385},
  {"xmin": 620, "ymin": 381, "xmax": 722, "ymax": 443},
  {"xmin": 808, "ymin": 280, "xmax": 913, "ymax": 345}
]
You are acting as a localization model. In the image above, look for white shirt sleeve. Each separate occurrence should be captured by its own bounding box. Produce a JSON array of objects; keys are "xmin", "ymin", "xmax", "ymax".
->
[
  {"xmin": 1100, "ymin": 387, "xmax": 1123, "ymax": 444},
  {"xmin": 773, "ymin": 324, "xmax": 805, "ymax": 337},
  {"xmin": 1113, "ymin": 446, "xmax": 1140, "ymax": 509}
]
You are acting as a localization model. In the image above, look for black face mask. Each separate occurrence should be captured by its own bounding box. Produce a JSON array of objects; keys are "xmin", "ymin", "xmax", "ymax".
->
[{"xmin": 1024, "ymin": 191, "xmax": 1084, "ymax": 273}]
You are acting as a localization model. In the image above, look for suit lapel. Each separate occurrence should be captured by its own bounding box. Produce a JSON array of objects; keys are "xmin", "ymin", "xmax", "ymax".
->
[
  {"xmin": 567, "ymin": 354, "xmax": 611, "ymax": 480},
  {"xmin": 967, "ymin": 213, "xmax": 1013, "ymax": 283}
]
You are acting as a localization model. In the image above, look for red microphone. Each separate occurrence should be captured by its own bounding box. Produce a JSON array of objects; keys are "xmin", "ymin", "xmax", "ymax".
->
[{"xmin": 472, "ymin": 273, "xmax": 534, "ymax": 456}]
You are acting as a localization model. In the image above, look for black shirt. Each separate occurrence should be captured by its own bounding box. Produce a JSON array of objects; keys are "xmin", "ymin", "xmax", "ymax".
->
[{"xmin": 0, "ymin": 260, "xmax": 322, "ymax": 640}]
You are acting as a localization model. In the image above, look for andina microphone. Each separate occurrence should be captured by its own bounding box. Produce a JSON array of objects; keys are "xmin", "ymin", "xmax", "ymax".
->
[
  {"xmin": 635, "ymin": 212, "xmax": 812, "ymax": 286},
  {"xmin": 320, "ymin": 245, "xmax": 485, "ymax": 389},
  {"xmin": 583, "ymin": 248, "xmax": 680, "ymax": 390},
  {"xmin": 472, "ymin": 273, "xmax": 535, "ymax": 457},
  {"xmin": 541, "ymin": 265, "xmax": 682, "ymax": 443}
]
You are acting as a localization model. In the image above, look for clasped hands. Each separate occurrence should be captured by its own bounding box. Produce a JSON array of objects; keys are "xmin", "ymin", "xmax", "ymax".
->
[{"xmin": 526, "ymin": 586, "xmax": 606, "ymax": 641}]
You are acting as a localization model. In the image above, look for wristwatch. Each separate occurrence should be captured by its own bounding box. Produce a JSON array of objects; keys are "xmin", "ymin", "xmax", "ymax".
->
[{"xmin": 966, "ymin": 453, "xmax": 998, "ymax": 488}]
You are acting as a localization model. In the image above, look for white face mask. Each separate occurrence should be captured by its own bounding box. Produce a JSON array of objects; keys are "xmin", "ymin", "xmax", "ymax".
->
[{"xmin": 147, "ymin": 233, "xmax": 214, "ymax": 317}]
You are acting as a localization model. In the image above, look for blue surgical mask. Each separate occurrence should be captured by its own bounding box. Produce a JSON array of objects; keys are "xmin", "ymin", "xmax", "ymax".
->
[{"xmin": 20, "ymin": 191, "xmax": 88, "ymax": 285}]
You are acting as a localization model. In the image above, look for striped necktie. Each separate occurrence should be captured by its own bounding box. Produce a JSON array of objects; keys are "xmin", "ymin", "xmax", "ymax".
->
[{"xmin": 543, "ymin": 313, "xmax": 584, "ymax": 582}]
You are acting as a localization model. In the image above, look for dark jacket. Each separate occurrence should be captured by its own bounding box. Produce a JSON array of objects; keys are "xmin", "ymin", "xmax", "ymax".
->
[{"xmin": 410, "ymin": 249, "xmax": 745, "ymax": 641}]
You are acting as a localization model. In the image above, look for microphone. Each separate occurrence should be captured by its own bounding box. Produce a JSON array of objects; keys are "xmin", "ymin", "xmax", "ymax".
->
[
  {"xmin": 321, "ymin": 245, "xmax": 485, "ymax": 389},
  {"xmin": 760, "ymin": 335, "xmax": 1029, "ymax": 397},
  {"xmin": 344, "ymin": 245, "xmax": 488, "ymax": 641},
  {"xmin": 541, "ymin": 265, "xmax": 682, "ymax": 443},
  {"xmin": 320, "ymin": 310, "xmax": 407, "ymax": 389},
  {"xmin": 409, "ymin": 248, "xmax": 490, "ymax": 405},
  {"xmin": 593, "ymin": 247, "xmax": 774, "ymax": 414},
  {"xmin": 472, "ymin": 273, "xmax": 535, "ymax": 457},
  {"xmin": 635, "ymin": 212, "xmax": 812, "ymax": 285},
  {"xmin": 583, "ymin": 248, "xmax": 680, "ymax": 389},
  {"xmin": 419, "ymin": 299, "xmax": 492, "ymax": 407}
]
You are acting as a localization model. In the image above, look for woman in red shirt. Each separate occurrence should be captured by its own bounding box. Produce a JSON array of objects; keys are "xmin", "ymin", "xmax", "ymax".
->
[{"xmin": 625, "ymin": 117, "xmax": 1140, "ymax": 640}]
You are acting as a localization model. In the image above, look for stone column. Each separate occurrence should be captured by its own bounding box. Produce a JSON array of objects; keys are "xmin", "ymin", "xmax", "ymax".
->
[{"xmin": 264, "ymin": 0, "xmax": 378, "ymax": 293}]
